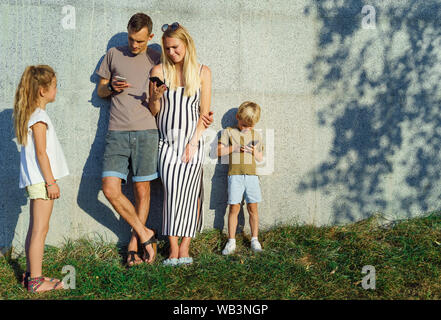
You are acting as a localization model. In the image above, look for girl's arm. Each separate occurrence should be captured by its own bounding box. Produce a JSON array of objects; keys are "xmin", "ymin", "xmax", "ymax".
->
[
  {"xmin": 148, "ymin": 65, "xmax": 167, "ymax": 116},
  {"xmin": 182, "ymin": 65, "xmax": 212, "ymax": 162},
  {"xmin": 32, "ymin": 122, "xmax": 60, "ymax": 199}
]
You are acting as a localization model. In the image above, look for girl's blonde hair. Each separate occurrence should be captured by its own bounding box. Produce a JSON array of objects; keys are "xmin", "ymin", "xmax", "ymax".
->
[
  {"xmin": 161, "ymin": 24, "xmax": 200, "ymax": 96},
  {"xmin": 13, "ymin": 65, "xmax": 55, "ymax": 146},
  {"xmin": 237, "ymin": 101, "xmax": 261, "ymax": 126}
]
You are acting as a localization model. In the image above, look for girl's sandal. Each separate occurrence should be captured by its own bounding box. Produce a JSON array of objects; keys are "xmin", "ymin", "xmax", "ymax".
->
[
  {"xmin": 142, "ymin": 231, "xmax": 158, "ymax": 264},
  {"xmin": 22, "ymin": 272, "xmax": 57, "ymax": 288},
  {"xmin": 28, "ymin": 276, "xmax": 63, "ymax": 293}
]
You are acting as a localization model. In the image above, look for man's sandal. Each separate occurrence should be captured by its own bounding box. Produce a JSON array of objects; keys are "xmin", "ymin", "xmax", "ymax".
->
[
  {"xmin": 27, "ymin": 276, "xmax": 63, "ymax": 293},
  {"xmin": 142, "ymin": 231, "xmax": 158, "ymax": 264},
  {"xmin": 127, "ymin": 251, "xmax": 143, "ymax": 267}
]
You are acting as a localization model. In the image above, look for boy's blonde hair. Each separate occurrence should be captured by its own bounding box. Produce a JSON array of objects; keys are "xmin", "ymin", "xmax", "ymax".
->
[
  {"xmin": 237, "ymin": 101, "xmax": 261, "ymax": 126},
  {"xmin": 161, "ymin": 24, "xmax": 200, "ymax": 97},
  {"xmin": 13, "ymin": 65, "xmax": 56, "ymax": 146}
]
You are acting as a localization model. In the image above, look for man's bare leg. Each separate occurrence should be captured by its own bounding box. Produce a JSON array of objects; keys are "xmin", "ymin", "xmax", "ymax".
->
[
  {"xmin": 127, "ymin": 181, "xmax": 151, "ymax": 264},
  {"xmin": 102, "ymin": 177, "xmax": 155, "ymax": 262}
]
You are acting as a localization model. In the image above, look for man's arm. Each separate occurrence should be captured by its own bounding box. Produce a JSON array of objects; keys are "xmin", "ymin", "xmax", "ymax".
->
[
  {"xmin": 97, "ymin": 77, "xmax": 130, "ymax": 98},
  {"xmin": 97, "ymin": 78, "xmax": 112, "ymax": 98}
]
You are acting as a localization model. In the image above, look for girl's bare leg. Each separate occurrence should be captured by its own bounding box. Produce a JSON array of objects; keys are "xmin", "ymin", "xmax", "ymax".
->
[{"xmin": 28, "ymin": 199, "xmax": 54, "ymax": 278}]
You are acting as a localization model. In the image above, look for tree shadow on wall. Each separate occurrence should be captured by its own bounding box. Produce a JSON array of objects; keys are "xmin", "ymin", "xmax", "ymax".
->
[
  {"xmin": 298, "ymin": 0, "xmax": 441, "ymax": 224},
  {"xmin": 77, "ymin": 32, "xmax": 164, "ymax": 248}
]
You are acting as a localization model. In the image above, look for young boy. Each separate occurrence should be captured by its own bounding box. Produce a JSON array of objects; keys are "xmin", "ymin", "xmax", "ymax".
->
[{"xmin": 218, "ymin": 101, "xmax": 264, "ymax": 255}]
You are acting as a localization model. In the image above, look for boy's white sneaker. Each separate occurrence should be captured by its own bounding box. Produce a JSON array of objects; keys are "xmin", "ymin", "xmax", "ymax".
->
[
  {"xmin": 251, "ymin": 239, "xmax": 263, "ymax": 252},
  {"xmin": 222, "ymin": 241, "xmax": 236, "ymax": 255}
]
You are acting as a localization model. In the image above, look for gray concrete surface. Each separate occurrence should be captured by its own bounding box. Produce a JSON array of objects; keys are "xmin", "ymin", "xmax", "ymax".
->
[{"xmin": 1, "ymin": 0, "xmax": 440, "ymax": 253}]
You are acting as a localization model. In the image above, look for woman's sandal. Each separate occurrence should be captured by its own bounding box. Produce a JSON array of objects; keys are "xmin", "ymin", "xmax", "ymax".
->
[
  {"xmin": 27, "ymin": 276, "xmax": 63, "ymax": 293},
  {"xmin": 178, "ymin": 257, "xmax": 194, "ymax": 265},
  {"xmin": 127, "ymin": 251, "xmax": 143, "ymax": 267},
  {"xmin": 141, "ymin": 230, "xmax": 158, "ymax": 264},
  {"xmin": 22, "ymin": 272, "xmax": 57, "ymax": 288}
]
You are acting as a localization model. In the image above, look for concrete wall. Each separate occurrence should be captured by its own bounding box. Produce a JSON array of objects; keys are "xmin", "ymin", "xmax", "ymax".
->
[{"xmin": 1, "ymin": 0, "xmax": 440, "ymax": 252}]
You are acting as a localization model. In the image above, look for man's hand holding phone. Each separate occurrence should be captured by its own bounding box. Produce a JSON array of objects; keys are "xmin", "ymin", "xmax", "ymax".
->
[{"xmin": 111, "ymin": 75, "xmax": 131, "ymax": 93}]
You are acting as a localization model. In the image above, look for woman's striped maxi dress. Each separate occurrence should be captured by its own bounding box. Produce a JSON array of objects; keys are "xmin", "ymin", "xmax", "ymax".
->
[{"xmin": 156, "ymin": 66, "xmax": 205, "ymax": 238}]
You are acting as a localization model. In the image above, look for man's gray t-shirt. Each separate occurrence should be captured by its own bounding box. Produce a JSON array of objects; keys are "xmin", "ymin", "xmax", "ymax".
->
[{"xmin": 96, "ymin": 46, "xmax": 160, "ymax": 131}]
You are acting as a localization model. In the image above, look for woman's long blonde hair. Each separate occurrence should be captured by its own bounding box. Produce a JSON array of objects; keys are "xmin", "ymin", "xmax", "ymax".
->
[
  {"xmin": 161, "ymin": 24, "xmax": 200, "ymax": 96},
  {"xmin": 13, "ymin": 65, "xmax": 55, "ymax": 146}
]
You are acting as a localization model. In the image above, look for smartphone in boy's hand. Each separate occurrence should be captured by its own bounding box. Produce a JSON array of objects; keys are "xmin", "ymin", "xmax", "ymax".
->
[{"xmin": 247, "ymin": 140, "xmax": 259, "ymax": 147}]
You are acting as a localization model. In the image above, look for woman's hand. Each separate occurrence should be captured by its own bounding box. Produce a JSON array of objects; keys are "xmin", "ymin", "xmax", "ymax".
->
[
  {"xmin": 201, "ymin": 111, "xmax": 214, "ymax": 128},
  {"xmin": 181, "ymin": 142, "xmax": 199, "ymax": 163},
  {"xmin": 46, "ymin": 183, "xmax": 60, "ymax": 200},
  {"xmin": 151, "ymin": 83, "xmax": 167, "ymax": 102}
]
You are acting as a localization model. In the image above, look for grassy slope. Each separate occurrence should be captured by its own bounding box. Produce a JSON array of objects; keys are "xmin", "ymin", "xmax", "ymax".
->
[{"xmin": 1, "ymin": 213, "xmax": 440, "ymax": 300}]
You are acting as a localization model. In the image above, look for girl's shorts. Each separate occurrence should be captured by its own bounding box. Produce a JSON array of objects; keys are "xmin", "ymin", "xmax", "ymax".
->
[{"xmin": 26, "ymin": 182, "xmax": 49, "ymax": 200}]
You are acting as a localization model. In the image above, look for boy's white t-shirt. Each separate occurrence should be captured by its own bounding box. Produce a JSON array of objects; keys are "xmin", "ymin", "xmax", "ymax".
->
[{"xmin": 19, "ymin": 108, "xmax": 69, "ymax": 188}]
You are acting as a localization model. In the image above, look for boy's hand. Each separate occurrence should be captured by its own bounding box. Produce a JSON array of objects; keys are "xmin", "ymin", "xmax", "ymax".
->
[
  {"xmin": 232, "ymin": 143, "xmax": 242, "ymax": 153},
  {"xmin": 242, "ymin": 145, "xmax": 255, "ymax": 155},
  {"xmin": 46, "ymin": 183, "xmax": 60, "ymax": 200}
]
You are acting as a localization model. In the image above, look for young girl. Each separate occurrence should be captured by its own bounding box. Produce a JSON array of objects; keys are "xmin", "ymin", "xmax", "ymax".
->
[{"xmin": 13, "ymin": 65, "xmax": 69, "ymax": 292}]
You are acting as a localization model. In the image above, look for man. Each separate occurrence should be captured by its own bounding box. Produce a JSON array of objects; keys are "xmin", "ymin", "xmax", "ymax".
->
[{"xmin": 96, "ymin": 13, "xmax": 213, "ymax": 265}]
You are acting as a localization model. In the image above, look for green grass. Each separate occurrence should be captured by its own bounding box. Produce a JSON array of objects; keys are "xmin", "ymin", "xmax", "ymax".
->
[{"xmin": 1, "ymin": 213, "xmax": 441, "ymax": 299}]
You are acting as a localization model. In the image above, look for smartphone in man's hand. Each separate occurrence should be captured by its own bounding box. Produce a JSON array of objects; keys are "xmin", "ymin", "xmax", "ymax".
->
[{"xmin": 114, "ymin": 75, "xmax": 127, "ymax": 83}]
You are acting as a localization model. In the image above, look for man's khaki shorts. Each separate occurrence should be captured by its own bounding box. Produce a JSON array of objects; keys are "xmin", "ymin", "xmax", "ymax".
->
[{"xmin": 102, "ymin": 130, "xmax": 159, "ymax": 183}]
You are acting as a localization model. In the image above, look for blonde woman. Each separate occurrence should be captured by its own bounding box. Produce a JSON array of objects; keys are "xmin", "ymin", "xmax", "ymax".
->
[{"xmin": 149, "ymin": 22, "xmax": 212, "ymax": 266}]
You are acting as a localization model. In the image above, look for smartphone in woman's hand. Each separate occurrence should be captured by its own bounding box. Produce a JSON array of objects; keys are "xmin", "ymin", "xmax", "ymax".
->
[{"xmin": 150, "ymin": 76, "xmax": 166, "ymax": 87}]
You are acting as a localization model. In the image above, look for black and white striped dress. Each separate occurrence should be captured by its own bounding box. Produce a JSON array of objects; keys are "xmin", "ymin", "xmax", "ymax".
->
[{"xmin": 157, "ymin": 65, "xmax": 205, "ymax": 237}]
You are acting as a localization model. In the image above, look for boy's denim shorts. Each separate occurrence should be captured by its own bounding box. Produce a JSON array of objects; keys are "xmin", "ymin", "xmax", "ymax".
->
[
  {"xmin": 102, "ymin": 130, "xmax": 159, "ymax": 183},
  {"xmin": 228, "ymin": 175, "xmax": 262, "ymax": 205}
]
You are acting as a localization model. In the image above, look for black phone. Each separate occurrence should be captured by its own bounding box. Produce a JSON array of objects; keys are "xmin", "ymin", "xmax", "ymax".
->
[
  {"xmin": 247, "ymin": 140, "xmax": 259, "ymax": 147},
  {"xmin": 150, "ymin": 76, "xmax": 166, "ymax": 87}
]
